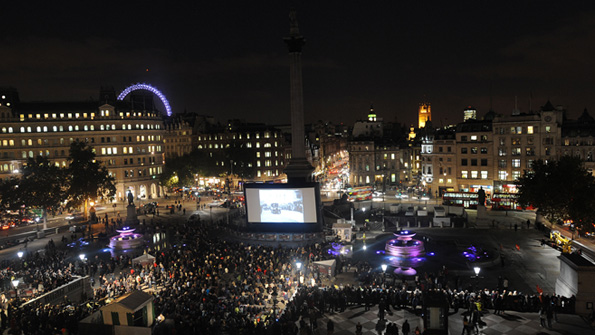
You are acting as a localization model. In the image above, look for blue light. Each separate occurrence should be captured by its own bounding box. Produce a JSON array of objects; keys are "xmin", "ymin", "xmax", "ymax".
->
[{"xmin": 117, "ymin": 83, "xmax": 172, "ymax": 116}]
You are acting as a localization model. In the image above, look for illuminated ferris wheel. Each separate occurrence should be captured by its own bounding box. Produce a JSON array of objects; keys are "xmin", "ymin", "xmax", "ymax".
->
[{"xmin": 117, "ymin": 83, "xmax": 172, "ymax": 116}]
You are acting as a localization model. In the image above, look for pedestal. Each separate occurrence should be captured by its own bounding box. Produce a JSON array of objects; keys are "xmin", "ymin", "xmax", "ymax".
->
[
  {"xmin": 477, "ymin": 205, "xmax": 487, "ymax": 219},
  {"xmin": 125, "ymin": 204, "xmax": 139, "ymax": 225}
]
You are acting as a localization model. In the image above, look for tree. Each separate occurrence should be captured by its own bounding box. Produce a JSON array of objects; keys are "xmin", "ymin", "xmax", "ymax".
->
[
  {"xmin": 159, "ymin": 155, "xmax": 194, "ymax": 189},
  {"xmin": 517, "ymin": 156, "xmax": 595, "ymax": 232},
  {"xmin": 0, "ymin": 156, "xmax": 67, "ymax": 229},
  {"xmin": 66, "ymin": 141, "xmax": 116, "ymax": 219},
  {"xmin": 224, "ymin": 144, "xmax": 256, "ymax": 181}
]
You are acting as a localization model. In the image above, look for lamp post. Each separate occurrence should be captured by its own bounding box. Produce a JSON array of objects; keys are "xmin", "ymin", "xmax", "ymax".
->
[
  {"xmin": 296, "ymin": 261, "xmax": 302, "ymax": 286},
  {"xmin": 381, "ymin": 264, "xmax": 388, "ymax": 286},
  {"xmin": 17, "ymin": 251, "xmax": 23, "ymax": 259},
  {"xmin": 12, "ymin": 279, "xmax": 19, "ymax": 301},
  {"xmin": 473, "ymin": 266, "xmax": 481, "ymax": 290}
]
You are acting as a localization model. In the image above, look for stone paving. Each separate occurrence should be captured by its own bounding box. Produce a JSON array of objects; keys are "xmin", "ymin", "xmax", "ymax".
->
[
  {"xmin": 300, "ymin": 303, "xmax": 593, "ymax": 335},
  {"xmin": 2, "ymin": 198, "xmax": 595, "ymax": 334}
]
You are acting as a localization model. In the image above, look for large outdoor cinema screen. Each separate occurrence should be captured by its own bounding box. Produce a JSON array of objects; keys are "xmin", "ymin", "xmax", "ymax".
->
[{"xmin": 245, "ymin": 184, "xmax": 318, "ymax": 224}]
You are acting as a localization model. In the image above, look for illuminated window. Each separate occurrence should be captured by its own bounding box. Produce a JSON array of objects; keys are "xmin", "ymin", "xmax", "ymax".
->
[
  {"xmin": 498, "ymin": 171, "xmax": 507, "ymax": 180},
  {"xmin": 471, "ymin": 171, "xmax": 478, "ymax": 179},
  {"xmin": 461, "ymin": 171, "xmax": 468, "ymax": 178},
  {"xmin": 481, "ymin": 171, "xmax": 488, "ymax": 179},
  {"xmin": 527, "ymin": 126, "xmax": 534, "ymax": 134}
]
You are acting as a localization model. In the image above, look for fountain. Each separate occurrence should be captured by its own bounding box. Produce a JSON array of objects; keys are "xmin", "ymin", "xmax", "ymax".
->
[
  {"xmin": 384, "ymin": 230, "xmax": 426, "ymax": 275},
  {"xmin": 109, "ymin": 226, "xmax": 144, "ymax": 250},
  {"xmin": 461, "ymin": 244, "xmax": 495, "ymax": 267}
]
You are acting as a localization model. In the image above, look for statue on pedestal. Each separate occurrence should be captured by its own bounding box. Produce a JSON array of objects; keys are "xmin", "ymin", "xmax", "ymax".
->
[
  {"xmin": 125, "ymin": 190, "xmax": 139, "ymax": 225},
  {"xmin": 477, "ymin": 187, "xmax": 486, "ymax": 207}
]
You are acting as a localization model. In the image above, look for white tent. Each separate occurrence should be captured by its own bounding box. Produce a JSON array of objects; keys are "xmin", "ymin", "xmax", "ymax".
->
[
  {"xmin": 313, "ymin": 259, "xmax": 336, "ymax": 277},
  {"xmin": 132, "ymin": 254, "xmax": 156, "ymax": 266}
]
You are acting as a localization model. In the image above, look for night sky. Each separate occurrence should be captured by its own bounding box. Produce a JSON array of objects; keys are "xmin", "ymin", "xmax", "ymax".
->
[{"xmin": 2, "ymin": 2, "xmax": 595, "ymax": 127}]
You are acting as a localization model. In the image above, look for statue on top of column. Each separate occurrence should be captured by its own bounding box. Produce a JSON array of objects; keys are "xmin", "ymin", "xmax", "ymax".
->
[{"xmin": 289, "ymin": 8, "xmax": 299, "ymax": 35}]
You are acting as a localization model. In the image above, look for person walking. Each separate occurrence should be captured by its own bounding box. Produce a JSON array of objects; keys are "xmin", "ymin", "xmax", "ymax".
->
[
  {"xmin": 355, "ymin": 322, "xmax": 363, "ymax": 335},
  {"xmin": 402, "ymin": 319, "xmax": 410, "ymax": 335},
  {"xmin": 546, "ymin": 306, "xmax": 554, "ymax": 329},
  {"xmin": 461, "ymin": 316, "xmax": 470, "ymax": 335},
  {"xmin": 327, "ymin": 319, "xmax": 334, "ymax": 335},
  {"xmin": 539, "ymin": 308, "xmax": 547, "ymax": 328}
]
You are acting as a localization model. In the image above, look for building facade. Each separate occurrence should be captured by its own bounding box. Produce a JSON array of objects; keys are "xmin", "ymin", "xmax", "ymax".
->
[
  {"xmin": 421, "ymin": 101, "xmax": 575, "ymax": 199},
  {"xmin": 0, "ymin": 88, "xmax": 165, "ymax": 203},
  {"xmin": 195, "ymin": 122, "xmax": 287, "ymax": 185}
]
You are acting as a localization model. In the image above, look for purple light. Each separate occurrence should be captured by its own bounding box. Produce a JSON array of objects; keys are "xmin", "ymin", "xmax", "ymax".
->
[{"xmin": 118, "ymin": 83, "xmax": 172, "ymax": 116}]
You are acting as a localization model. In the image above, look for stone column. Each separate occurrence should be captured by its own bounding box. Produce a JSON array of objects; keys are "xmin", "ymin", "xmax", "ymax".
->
[{"xmin": 283, "ymin": 9, "xmax": 314, "ymax": 184}]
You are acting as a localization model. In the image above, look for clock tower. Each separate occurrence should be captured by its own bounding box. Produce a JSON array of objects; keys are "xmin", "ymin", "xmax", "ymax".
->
[{"xmin": 418, "ymin": 102, "xmax": 431, "ymax": 128}]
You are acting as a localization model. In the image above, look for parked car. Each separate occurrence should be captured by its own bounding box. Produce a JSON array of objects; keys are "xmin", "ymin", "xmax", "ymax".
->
[{"xmin": 66, "ymin": 212, "xmax": 85, "ymax": 222}]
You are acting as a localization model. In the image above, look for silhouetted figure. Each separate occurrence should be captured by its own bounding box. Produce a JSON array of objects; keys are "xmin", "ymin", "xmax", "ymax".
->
[
  {"xmin": 477, "ymin": 188, "xmax": 486, "ymax": 206},
  {"xmin": 127, "ymin": 191, "xmax": 134, "ymax": 206}
]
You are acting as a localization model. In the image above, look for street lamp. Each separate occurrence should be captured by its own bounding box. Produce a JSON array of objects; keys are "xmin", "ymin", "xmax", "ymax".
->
[
  {"xmin": 17, "ymin": 251, "xmax": 23, "ymax": 259},
  {"xmin": 473, "ymin": 267, "xmax": 481, "ymax": 290},
  {"xmin": 12, "ymin": 279, "xmax": 19, "ymax": 300},
  {"xmin": 473, "ymin": 267, "xmax": 480, "ymax": 276},
  {"xmin": 79, "ymin": 254, "xmax": 86, "ymax": 261},
  {"xmin": 381, "ymin": 264, "xmax": 388, "ymax": 286},
  {"xmin": 296, "ymin": 261, "xmax": 303, "ymax": 286}
]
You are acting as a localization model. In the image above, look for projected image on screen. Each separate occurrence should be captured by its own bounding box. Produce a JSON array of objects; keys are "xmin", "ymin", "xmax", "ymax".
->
[
  {"xmin": 245, "ymin": 186, "xmax": 318, "ymax": 224},
  {"xmin": 259, "ymin": 189, "xmax": 305, "ymax": 223}
]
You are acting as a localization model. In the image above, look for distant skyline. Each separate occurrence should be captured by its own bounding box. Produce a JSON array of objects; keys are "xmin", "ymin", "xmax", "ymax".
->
[{"xmin": 2, "ymin": 2, "xmax": 595, "ymax": 127}]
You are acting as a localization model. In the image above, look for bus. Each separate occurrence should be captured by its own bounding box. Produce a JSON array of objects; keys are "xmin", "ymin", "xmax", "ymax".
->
[
  {"xmin": 346, "ymin": 186, "xmax": 373, "ymax": 202},
  {"xmin": 442, "ymin": 192, "xmax": 479, "ymax": 209},
  {"xmin": 491, "ymin": 193, "xmax": 535, "ymax": 211}
]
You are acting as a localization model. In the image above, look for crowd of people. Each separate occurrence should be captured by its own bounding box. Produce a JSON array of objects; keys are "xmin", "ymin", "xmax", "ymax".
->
[{"xmin": 0, "ymin": 206, "xmax": 579, "ymax": 334}]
